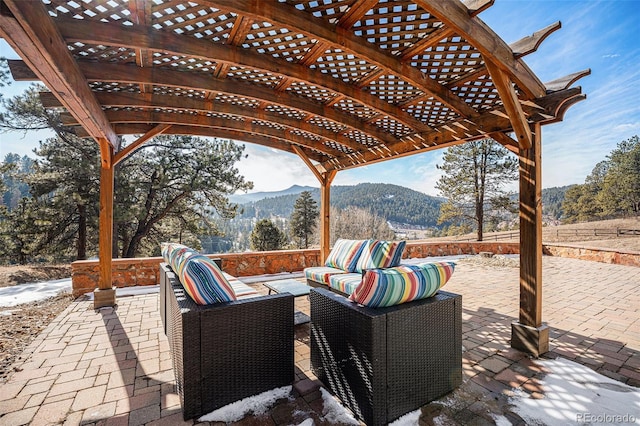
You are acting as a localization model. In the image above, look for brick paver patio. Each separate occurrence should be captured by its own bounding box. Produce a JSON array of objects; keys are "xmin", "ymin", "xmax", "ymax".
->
[{"xmin": 0, "ymin": 256, "xmax": 638, "ymax": 425}]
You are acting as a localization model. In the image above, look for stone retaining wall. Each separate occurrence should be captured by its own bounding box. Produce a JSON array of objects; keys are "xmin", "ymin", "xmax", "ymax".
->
[{"xmin": 71, "ymin": 240, "xmax": 638, "ymax": 296}]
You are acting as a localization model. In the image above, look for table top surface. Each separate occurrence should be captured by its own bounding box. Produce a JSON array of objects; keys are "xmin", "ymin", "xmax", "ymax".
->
[{"xmin": 263, "ymin": 279, "xmax": 310, "ymax": 297}]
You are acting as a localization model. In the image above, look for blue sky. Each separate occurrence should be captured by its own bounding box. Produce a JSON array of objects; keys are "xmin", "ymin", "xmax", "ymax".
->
[{"xmin": 1, "ymin": 0, "xmax": 639, "ymax": 195}]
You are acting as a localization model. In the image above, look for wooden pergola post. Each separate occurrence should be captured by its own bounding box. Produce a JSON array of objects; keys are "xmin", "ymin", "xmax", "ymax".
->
[
  {"xmin": 319, "ymin": 170, "xmax": 337, "ymax": 263},
  {"xmin": 512, "ymin": 122, "xmax": 548, "ymax": 356},
  {"xmin": 94, "ymin": 141, "xmax": 116, "ymax": 308},
  {"xmin": 293, "ymin": 146, "xmax": 337, "ymax": 264}
]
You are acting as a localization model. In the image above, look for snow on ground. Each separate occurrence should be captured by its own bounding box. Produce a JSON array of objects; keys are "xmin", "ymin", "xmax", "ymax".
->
[
  {"xmin": 199, "ymin": 386, "xmax": 293, "ymax": 422},
  {"xmin": 0, "ymin": 278, "xmax": 72, "ymax": 307},
  {"xmin": 509, "ymin": 358, "xmax": 640, "ymax": 425}
]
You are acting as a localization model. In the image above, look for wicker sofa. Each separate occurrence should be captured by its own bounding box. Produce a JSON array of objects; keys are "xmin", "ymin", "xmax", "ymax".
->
[
  {"xmin": 310, "ymin": 286, "xmax": 462, "ymax": 426},
  {"xmin": 159, "ymin": 263, "xmax": 294, "ymax": 420}
]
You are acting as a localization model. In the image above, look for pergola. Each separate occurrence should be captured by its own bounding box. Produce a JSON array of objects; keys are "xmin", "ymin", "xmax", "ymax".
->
[{"xmin": 0, "ymin": 0, "xmax": 588, "ymax": 356}]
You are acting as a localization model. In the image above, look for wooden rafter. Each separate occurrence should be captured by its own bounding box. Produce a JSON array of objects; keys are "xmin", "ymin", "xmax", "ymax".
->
[
  {"xmin": 60, "ymin": 110, "xmax": 348, "ymax": 158},
  {"xmin": 58, "ymin": 18, "xmax": 432, "ymax": 134},
  {"xmin": 415, "ymin": 0, "xmax": 546, "ymax": 99},
  {"xmin": 201, "ymin": 0, "xmax": 479, "ymax": 118},
  {"xmin": 74, "ymin": 123, "xmax": 327, "ymax": 163},
  {"xmin": 227, "ymin": 16, "xmax": 253, "ymax": 46},
  {"xmin": 39, "ymin": 91, "xmax": 366, "ymax": 153},
  {"xmin": 73, "ymin": 61, "xmax": 398, "ymax": 147},
  {"xmin": 292, "ymin": 145, "xmax": 324, "ymax": 183},
  {"xmin": 0, "ymin": 1, "xmax": 118, "ymax": 149},
  {"xmin": 129, "ymin": 0, "xmax": 153, "ymax": 93},
  {"xmin": 337, "ymin": 0, "xmax": 379, "ymax": 30}
]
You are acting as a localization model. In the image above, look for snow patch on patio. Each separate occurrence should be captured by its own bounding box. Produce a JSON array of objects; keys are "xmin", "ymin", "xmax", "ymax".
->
[
  {"xmin": 319, "ymin": 388, "xmax": 360, "ymax": 424},
  {"xmin": 388, "ymin": 409, "xmax": 421, "ymax": 425},
  {"xmin": 198, "ymin": 385, "xmax": 293, "ymax": 422},
  {"xmin": 509, "ymin": 357, "xmax": 640, "ymax": 425}
]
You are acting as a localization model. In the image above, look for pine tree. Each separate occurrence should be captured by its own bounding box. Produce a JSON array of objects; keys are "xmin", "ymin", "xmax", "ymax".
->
[
  {"xmin": 250, "ymin": 219, "xmax": 286, "ymax": 251},
  {"xmin": 289, "ymin": 191, "xmax": 319, "ymax": 248},
  {"xmin": 435, "ymin": 139, "xmax": 518, "ymax": 241}
]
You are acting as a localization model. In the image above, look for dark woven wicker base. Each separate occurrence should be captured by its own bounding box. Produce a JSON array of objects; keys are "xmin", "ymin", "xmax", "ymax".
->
[
  {"xmin": 310, "ymin": 287, "xmax": 462, "ymax": 426},
  {"xmin": 160, "ymin": 264, "xmax": 295, "ymax": 420}
]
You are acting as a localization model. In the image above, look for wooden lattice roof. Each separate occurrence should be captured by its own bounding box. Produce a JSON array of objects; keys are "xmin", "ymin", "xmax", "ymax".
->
[{"xmin": 1, "ymin": 0, "xmax": 588, "ymax": 171}]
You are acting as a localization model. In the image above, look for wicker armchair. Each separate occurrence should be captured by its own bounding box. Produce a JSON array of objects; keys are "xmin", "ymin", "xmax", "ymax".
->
[
  {"xmin": 160, "ymin": 264, "xmax": 295, "ymax": 420},
  {"xmin": 310, "ymin": 287, "xmax": 462, "ymax": 426}
]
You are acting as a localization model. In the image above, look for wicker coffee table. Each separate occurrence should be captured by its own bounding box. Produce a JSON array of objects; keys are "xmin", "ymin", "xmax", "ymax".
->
[{"xmin": 264, "ymin": 279, "xmax": 310, "ymax": 325}]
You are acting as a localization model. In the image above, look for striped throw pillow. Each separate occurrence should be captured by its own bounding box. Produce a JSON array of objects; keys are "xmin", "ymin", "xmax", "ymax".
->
[
  {"xmin": 324, "ymin": 239, "xmax": 369, "ymax": 272},
  {"xmin": 349, "ymin": 262, "xmax": 455, "ymax": 307},
  {"xmin": 355, "ymin": 240, "xmax": 406, "ymax": 272},
  {"xmin": 178, "ymin": 254, "xmax": 237, "ymax": 305}
]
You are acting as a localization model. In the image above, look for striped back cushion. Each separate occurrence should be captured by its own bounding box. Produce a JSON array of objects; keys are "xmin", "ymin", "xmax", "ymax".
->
[
  {"xmin": 178, "ymin": 255, "xmax": 237, "ymax": 305},
  {"xmin": 324, "ymin": 239, "xmax": 368, "ymax": 272},
  {"xmin": 349, "ymin": 262, "xmax": 455, "ymax": 308},
  {"xmin": 355, "ymin": 240, "xmax": 406, "ymax": 272}
]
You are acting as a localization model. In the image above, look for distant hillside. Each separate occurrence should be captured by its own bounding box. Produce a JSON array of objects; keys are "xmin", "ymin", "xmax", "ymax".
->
[
  {"xmin": 542, "ymin": 185, "xmax": 574, "ymax": 220},
  {"xmin": 238, "ymin": 183, "xmax": 443, "ymax": 228},
  {"xmin": 229, "ymin": 185, "xmax": 316, "ymax": 204}
]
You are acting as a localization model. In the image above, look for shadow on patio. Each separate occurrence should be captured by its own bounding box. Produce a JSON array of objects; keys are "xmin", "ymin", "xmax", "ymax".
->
[{"xmin": 0, "ymin": 255, "xmax": 638, "ymax": 425}]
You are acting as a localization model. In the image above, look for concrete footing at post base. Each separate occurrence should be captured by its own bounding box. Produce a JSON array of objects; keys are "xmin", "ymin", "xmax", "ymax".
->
[
  {"xmin": 93, "ymin": 287, "xmax": 116, "ymax": 309},
  {"xmin": 511, "ymin": 322, "xmax": 549, "ymax": 357}
]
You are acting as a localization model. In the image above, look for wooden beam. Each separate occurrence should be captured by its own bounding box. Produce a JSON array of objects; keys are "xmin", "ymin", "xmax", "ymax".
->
[
  {"xmin": 0, "ymin": 1, "xmax": 118, "ymax": 149},
  {"xmin": 128, "ymin": 0, "xmax": 153, "ymax": 93},
  {"xmin": 415, "ymin": 0, "xmax": 546, "ymax": 99},
  {"xmin": 61, "ymin": 109, "xmax": 346, "ymax": 158},
  {"xmin": 484, "ymin": 58, "xmax": 532, "ymax": 149},
  {"xmin": 58, "ymin": 18, "xmax": 430, "ymax": 133},
  {"xmin": 298, "ymin": 41, "xmax": 329, "ymax": 67},
  {"xmin": 319, "ymin": 170, "xmax": 337, "ymax": 263},
  {"xmin": 74, "ymin": 60, "xmax": 397, "ymax": 147},
  {"xmin": 511, "ymin": 122, "xmax": 548, "ymax": 356},
  {"xmin": 73, "ymin": 123, "xmax": 329, "ymax": 164},
  {"xmin": 40, "ymin": 90, "xmax": 365, "ymax": 153},
  {"xmin": 200, "ymin": 0, "xmax": 478, "ymax": 118},
  {"xmin": 337, "ymin": 0, "xmax": 379, "ymax": 29},
  {"xmin": 113, "ymin": 124, "xmax": 172, "ymax": 166},
  {"xmin": 227, "ymin": 15, "xmax": 253, "ymax": 46}
]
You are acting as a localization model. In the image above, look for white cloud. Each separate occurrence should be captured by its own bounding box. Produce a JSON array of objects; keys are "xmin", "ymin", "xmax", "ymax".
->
[{"xmin": 233, "ymin": 144, "xmax": 320, "ymax": 193}]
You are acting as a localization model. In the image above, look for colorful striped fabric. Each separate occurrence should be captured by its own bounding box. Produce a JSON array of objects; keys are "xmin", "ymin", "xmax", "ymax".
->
[
  {"xmin": 328, "ymin": 273, "xmax": 362, "ymax": 295},
  {"xmin": 349, "ymin": 261, "xmax": 455, "ymax": 308},
  {"xmin": 304, "ymin": 266, "xmax": 348, "ymax": 286},
  {"xmin": 178, "ymin": 254, "xmax": 237, "ymax": 305},
  {"xmin": 324, "ymin": 239, "xmax": 369, "ymax": 272},
  {"xmin": 355, "ymin": 240, "xmax": 406, "ymax": 272}
]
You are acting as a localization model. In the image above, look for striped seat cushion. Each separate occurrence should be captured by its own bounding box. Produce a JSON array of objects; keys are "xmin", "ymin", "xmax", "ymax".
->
[
  {"xmin": 355, "ymin": 240, "xmax": 406, "ymax": 272},
  {"xmin": 328, "ymin": 273, "xmax": 362, "ymax": 296},
  {"xmin": 324, "ymin": 239, "xmax": 369, "ymax": 272},
  {"xmin": 349, "ymin": 262, "xmax": 455, "ymax": 308},
  {"xmin": 225, "ymin": 273, "xmax": 259, "ymax": 299},
  {"xmin": 305, "ymin": 266, "xmax": 347, "ymax": 286},
  {"xmin": 178, "ymin": 254, "xmax": 237, "ymax": 305}
]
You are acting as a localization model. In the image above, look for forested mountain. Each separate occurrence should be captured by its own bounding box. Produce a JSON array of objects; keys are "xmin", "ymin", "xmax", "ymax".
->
[
  {"xmin": 542, "ymin": 185, "xmax": 573, "ymax": 220},
  {"xmin": 237, "ymin": 183, "xmax": 443, "ymax": 228}
]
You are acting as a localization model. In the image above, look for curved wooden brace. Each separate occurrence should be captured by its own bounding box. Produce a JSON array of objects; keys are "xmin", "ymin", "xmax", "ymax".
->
[{"xmin": 511, "ymin": 22, "xmax": 562, "ymax": 58}]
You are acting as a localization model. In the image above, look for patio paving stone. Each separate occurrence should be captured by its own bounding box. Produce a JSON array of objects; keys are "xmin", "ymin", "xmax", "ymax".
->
[{"xmin": 0, "ymin": 255, "xmax": 638, "ymax": 425}]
